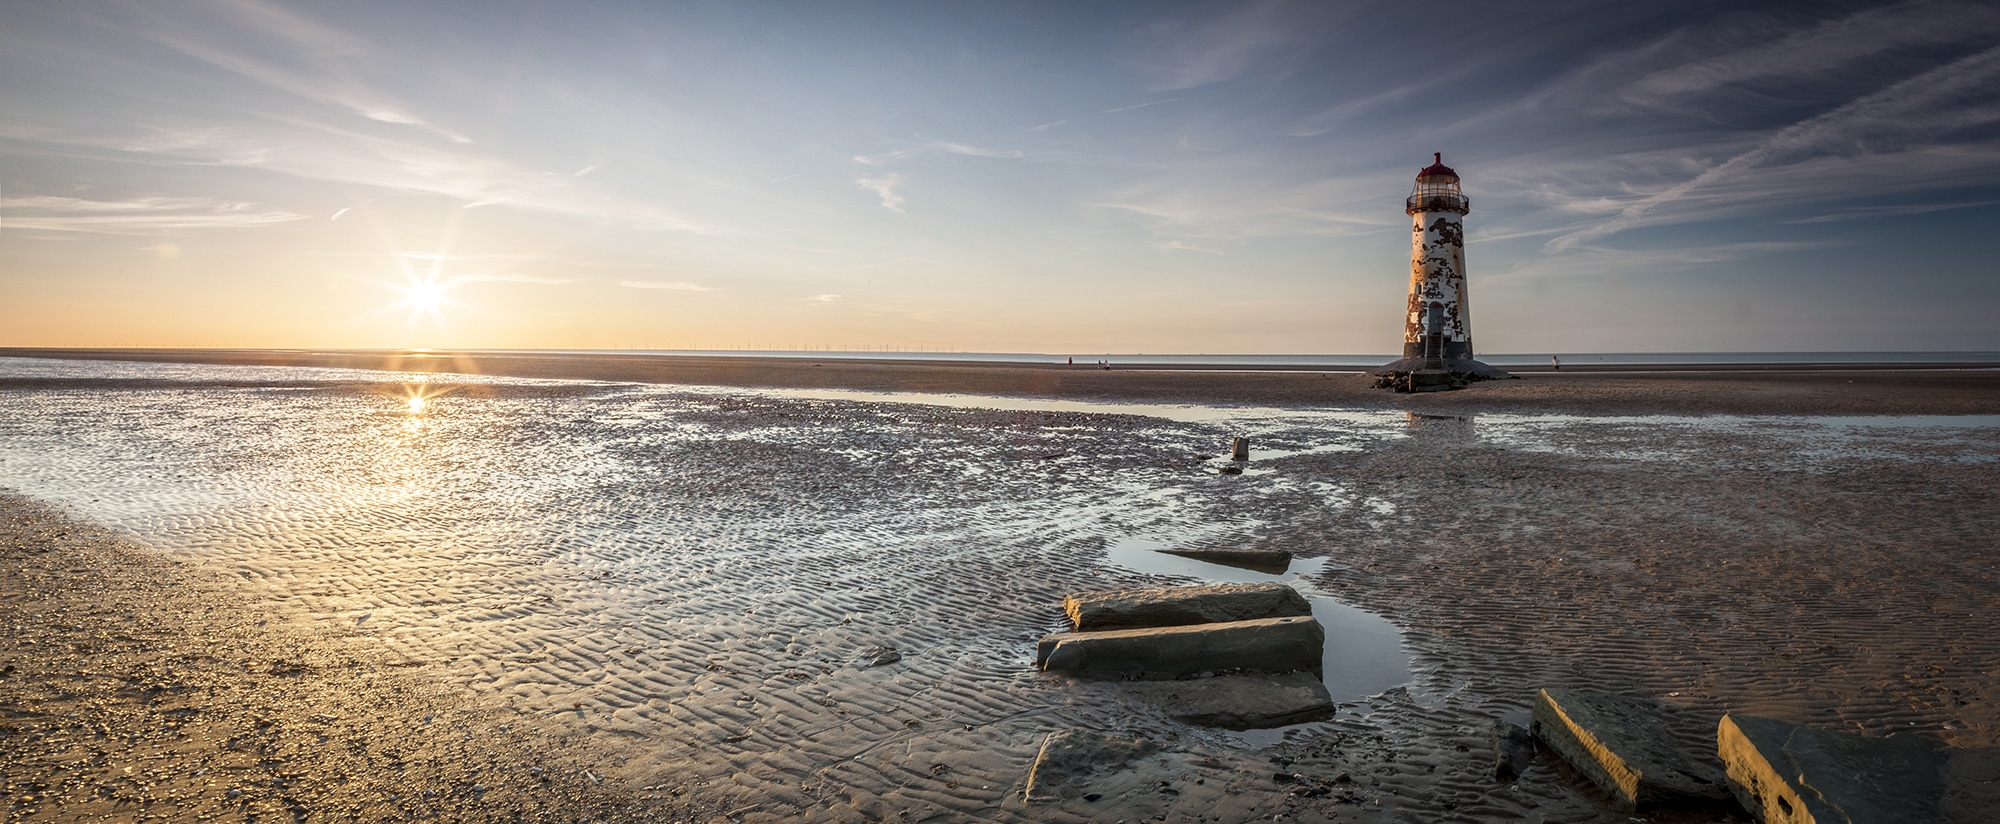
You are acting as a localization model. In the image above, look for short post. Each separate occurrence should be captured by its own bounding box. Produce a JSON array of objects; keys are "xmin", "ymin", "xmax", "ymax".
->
[{"xmin": 1230, "ymin": 437, "xmax": 1249, "ymax": 461}]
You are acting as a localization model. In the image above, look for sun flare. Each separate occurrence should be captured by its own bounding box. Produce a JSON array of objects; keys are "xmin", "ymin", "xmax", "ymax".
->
[{"xmin": 397, "ymin": 278, "xmax": 453, "ymax": 315}]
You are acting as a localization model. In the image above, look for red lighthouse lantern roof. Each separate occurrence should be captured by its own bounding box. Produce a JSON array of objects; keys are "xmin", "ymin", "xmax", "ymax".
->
[{"xmin": 1417, "ymin": 152, "xmax": 1457, "ymax": 179}]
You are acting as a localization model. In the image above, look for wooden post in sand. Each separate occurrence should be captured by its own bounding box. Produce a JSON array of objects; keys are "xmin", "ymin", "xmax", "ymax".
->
[{"xmin": 1231, "ymin": 438, "xmax": 1249, "ymax": 461}]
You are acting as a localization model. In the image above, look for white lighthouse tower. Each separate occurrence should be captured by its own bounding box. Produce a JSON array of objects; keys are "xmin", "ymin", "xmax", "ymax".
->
[{"xmin": 1372, "ymin": 153, "xmax": 1506, "ymax": 389}]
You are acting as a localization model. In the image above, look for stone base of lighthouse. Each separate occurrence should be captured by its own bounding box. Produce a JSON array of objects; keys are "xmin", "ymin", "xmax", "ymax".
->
[{"xmin": 1368, "ymin": 357, "xmax": 1511, "ymax": 393}]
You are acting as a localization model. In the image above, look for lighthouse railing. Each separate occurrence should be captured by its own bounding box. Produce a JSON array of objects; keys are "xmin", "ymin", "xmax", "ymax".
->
[{"xmin": 1405, "ymin": 193, "xmax": 1469, "ymax": 214}]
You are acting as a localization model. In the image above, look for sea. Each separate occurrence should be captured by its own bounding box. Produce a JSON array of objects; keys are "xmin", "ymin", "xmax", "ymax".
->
[{"xmin": 472, "ymin": 349, "xmax": 2000, "ymax": 368}]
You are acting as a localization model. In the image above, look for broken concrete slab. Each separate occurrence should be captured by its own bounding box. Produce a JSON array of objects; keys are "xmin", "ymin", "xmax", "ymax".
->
[
  {"xmin": 1130, "ymin": 672, "xmax": 1334, "ymax": 730},
  {"xmin": 1531, "ymin": 688, "xmax": 1730, "ymax": 811},
  {"xmin": 1491, "ymin": 719, "xmax": 1536, "ymax": 781},
  {"xmin": 1719, "ymin": 713, "xmax": 1945, "ymax": 824},
  {"xmin": 1157, "ymin": 547, "xmax": 1293, "ymax": 574},
  {"xmin": 1063, "ymin": 582, "xmax": 1311, "ymax": 632},
  {"xmin": 1023, "ymin": 729, "xmax": 1159, "ymax": 802},
  {"xmin": 1037, "ymin": 616, "xmax": 1323, "ymax": 680},
  {"xmin": 1943, "ymin": 747, "xmax": 2000, "ymax": 824}
]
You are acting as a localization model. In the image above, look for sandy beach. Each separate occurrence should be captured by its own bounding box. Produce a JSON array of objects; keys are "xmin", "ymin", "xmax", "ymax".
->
[
  {"xmin": 3, "ymin": 350, "xmax": 1998, "ymax": 823},
  {"xmin": 8, "ymin": 347, "xmax": 2000, "ymax": 416}
]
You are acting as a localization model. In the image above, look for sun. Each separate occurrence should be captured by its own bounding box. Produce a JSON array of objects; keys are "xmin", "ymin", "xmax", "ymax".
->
[{"xmin": 397, "ymin": 278, "xmax": 453, "ymax": 314}]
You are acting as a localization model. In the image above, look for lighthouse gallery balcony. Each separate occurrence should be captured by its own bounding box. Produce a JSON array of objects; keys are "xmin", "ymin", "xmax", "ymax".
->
[{"xmin": 1405, "ymin": 191, "xmax": 1469, "ymax": 215}]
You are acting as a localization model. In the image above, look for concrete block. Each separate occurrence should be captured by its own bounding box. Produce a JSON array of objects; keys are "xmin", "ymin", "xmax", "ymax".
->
[
  {"xmin": 1157, "ymin": 547, "xmax": 1293, "ymax": 574},
  {"xmin": 1024, "ymin": 730, "xmax": 1158, "ymax": 802},
  {"xmin": 1492, "ymin": 719, "xmax": 1536, "ymax": 781},
  {"xmin": 1131, "ymin": 672, "xmax": 1334, "ymax": 730},
  {"xmin": 1037, "ymin": 616, "xmax": 1323, "ymax": 680},
  {"xmin": 1531, "ymin": 688, "xmax": 1730, "ymax": 811},
  {"xmin": 1063, "ymin": 582, "xmax": 1311, "ymax": 631},
  {"xmin": 1718, "ymin": 714, "xmax": 1944, "ymax": 823}
]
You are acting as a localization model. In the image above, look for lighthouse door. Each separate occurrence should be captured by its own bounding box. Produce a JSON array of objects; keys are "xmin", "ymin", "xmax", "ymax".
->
[{"xmin": 1423, "ymin": 303, "xmax": 1446, "ymax": 369}]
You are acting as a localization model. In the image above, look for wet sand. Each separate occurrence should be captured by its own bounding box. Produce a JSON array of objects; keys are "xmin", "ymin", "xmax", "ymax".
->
[
  {"xmin": 0, "ymin": 494, "xmax": 711, "ymax": 822},
  {"xmin": 2, "ymin": 351, "xmax": 1998, "ymax": 823}
]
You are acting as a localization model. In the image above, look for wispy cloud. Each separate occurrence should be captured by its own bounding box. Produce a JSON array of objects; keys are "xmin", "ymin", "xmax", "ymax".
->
[
  {"xmin": 856, "ymin": 174, "xmax": 906, "ymax": 213},
  {"xmin": 1784, "ymin": 199, "xmax": 2000, "ymax": 223},
  {"xmin": 1099, "ymin": 98, "xmax": 1181, "ymax": 114},
  {"xmin": 1492, "ymin": 240, "xmax": 1850, "ymax": 286},
  {"xmin": 1620, "ymin": 3, "xmax": 2000, "ymax": 113},
  {"xmin": 14, "ymin": 121, "xmax": 728, "ymax": 234},
  {"xmin": 1026, "ymin": 119, "xmax": 1067, "ymax": 132},
  {"xmin": 618, "ymin": 280, "xmax": 717, "ymax": 291},
  {"xmin": 453, "ymin": 273, "xmax": 573, "ymax": 284},
  {"xmin": 0, "ymin": 195, "xmax": 305, "ymax": 234},
  {"xmin": 853, "ymin": 141, "xmax": 1024, "ymax": 166},
  {"xmin": 1128, "ymin": 0, "xmax": 1301, "ymax": 91},
  {"xmin": 1545, "ymin": 42, "xmax": 2000, "ymax": 251},
  {"xmin": 329, "ymin": 207, "xmax": 349, "ymax": 221},
  {"xmin": 801, "ymin": 293, "xmax": 841, "ymax": 302},
  {"xmin": 1092, "ymin": 167, "xmax": 1399, "ymax": 240},
  {"xmin": 133, "ymin": 0, "xmax": 475, "ymax": 144},
  {"xmin": 1160, "ymin": 240, "xmax": 1222, "ymax": 254}
]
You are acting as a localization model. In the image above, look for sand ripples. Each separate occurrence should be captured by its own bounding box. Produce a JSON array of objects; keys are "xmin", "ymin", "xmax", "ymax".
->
[{"xmin": 4, "ymin": 356, "xmax": 1997, "ymax": 822}]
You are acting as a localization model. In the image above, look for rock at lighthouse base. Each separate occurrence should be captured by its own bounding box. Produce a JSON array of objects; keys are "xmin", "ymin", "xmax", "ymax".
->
[
  {"xmin": 1367, "ymin": 357, "xmax": 1513, "ymax": 380},
  {"xmin": 1530, "ymin": 688, "xmax": 1730, "ymax": 810},
  {"xmin": 1718, "ymin": 713, "xmax": 1947, "ymax": 824}
]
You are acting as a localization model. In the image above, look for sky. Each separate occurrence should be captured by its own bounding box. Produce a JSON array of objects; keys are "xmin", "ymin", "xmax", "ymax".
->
[{"xmin": 3, "ymin": 0, "xmax": 1998, "ymax": 354}]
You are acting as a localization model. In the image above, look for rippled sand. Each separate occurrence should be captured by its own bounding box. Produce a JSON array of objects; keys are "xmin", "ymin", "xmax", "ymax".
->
[{"xmin": 3, "ymin": 355, "xmax": 1997, "ymax": 822}]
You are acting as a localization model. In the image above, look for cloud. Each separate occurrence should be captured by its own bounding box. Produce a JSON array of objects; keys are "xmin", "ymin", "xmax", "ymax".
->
[
  {"xmin": 573, "ymin": 163, "xmax": 601, "ymax": 177},
  {"xmin": 1091, "ymin": 166, "xmax": 1400, "ymax": 240},
  {"xmin": 1026, "ymin": 120, "xmax": 1067, "ymax": 132},
  {"xmin": 0, "ymin": 195, "xmax": 306, "ymax": 234},
  {"xmin": 17, "ymin": 121, "xmax": 728, "ymax": 234},
  {"xmin": 329, "ymin": 207, "xmax": 349, "ymax": 221},
  {"xmin": 1490, "ymin": 240, "xmax": 1851, "ymax": 286},
  {"xmin": 1620, "ymin": 3, "xmax": 2000, "ymax": 112},
  {"xmin": 856, "ymin": 174, "xmax": 906, "ymax": 212},
  {"xmin": 133, "ymin": 0, "xmax": 476, "ymax": 144},
  {"xmin": 618, "ymin": 280, "xmax": 716, "ymax": 291},
  {"xmin": 1784, "ymin": 199, "xmax": 2000, "ymax": 223},
  {"xmin": 1099, "ymin": 98, "xmax": 1181, "ymax": 114},
  {"xmin": 453, "ymin": 273, "xmax": 573, "ymax": 284},
  {"xmin": 853, "ymin": 141, "xmax": 1023, "ymax": 166},
  {"xmin": 1128, "ymin": 1, "xmax": 1300, "ymax": 91},
  {"xmin": 1545, "ymin": 42, "xmax": 2000, "ymax": 251},
  {"xmin": 801, "ymin": 294, "xmax": 841, "ymax": 302},
  {"xmin": 1160, "ymin": 240, "xmax": 1222, "ymax": 254}
]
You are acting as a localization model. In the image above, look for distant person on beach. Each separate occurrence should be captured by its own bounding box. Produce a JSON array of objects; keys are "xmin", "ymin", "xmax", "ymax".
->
[
  {"xmin": 1551, "ymin": 355, "xmax": 1561, "ymax": 372},
  {"xmin": 1067, "ymin": 357, "xmax": 1072, "ymax": 366}
]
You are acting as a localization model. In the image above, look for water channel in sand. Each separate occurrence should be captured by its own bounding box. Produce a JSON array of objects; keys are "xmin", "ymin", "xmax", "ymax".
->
[{"xmin": 5, "ymin": 356, "xmax": 1998, "ymax": 819}]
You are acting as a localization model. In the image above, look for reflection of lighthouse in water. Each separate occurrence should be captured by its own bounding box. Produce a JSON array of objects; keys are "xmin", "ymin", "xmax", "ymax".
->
[
  {"xmin": 1371, "ymin": 153, "xmax": 1506, "ymax": 388},
  {"xmin": 1405, "ymin": 153, "xmax": 1472, "ymax": 365}
]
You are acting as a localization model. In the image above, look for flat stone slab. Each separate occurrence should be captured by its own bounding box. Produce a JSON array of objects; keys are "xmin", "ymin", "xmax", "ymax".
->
[
  {"xmin": 1023, "ymin": 729, "xmax": 1159, "ymax": 802},
  {"xmin": 1131, "ymin": 672, "xmax": 1334, "ymax": 730},
  {"xmin": 1063, "ymin": 582, "xmax": 1311, "ymax": 632},
  {"xmin": 1156, "ymin": 548, "xmax": 1293, "ymax": 574},
  {"xmin": 1719, "ymin": 714, "xmax": 1945, "ymax": 823},
  {"xmin": 1037, "ymin": 616, "xmax": 1323, "ymax": 680},
  {"xmin": 1531, "ymin": 688, "xmax": 1730, "ymax": 811},
  {"xmin": 1492, "ymin": 719, "xmax": 1536, "ymax": 781}
]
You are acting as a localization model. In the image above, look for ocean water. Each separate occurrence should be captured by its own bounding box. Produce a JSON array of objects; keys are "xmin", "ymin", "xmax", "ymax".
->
[{"xmin": 469, "ymin": 348, "xmax": 2000, "ymax": 368}]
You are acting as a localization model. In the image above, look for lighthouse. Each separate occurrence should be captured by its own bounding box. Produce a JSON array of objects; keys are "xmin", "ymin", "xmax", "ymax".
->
[{"xmin": 1372, "ymin": 153, "xmax": 1507, "ymax": 389}]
